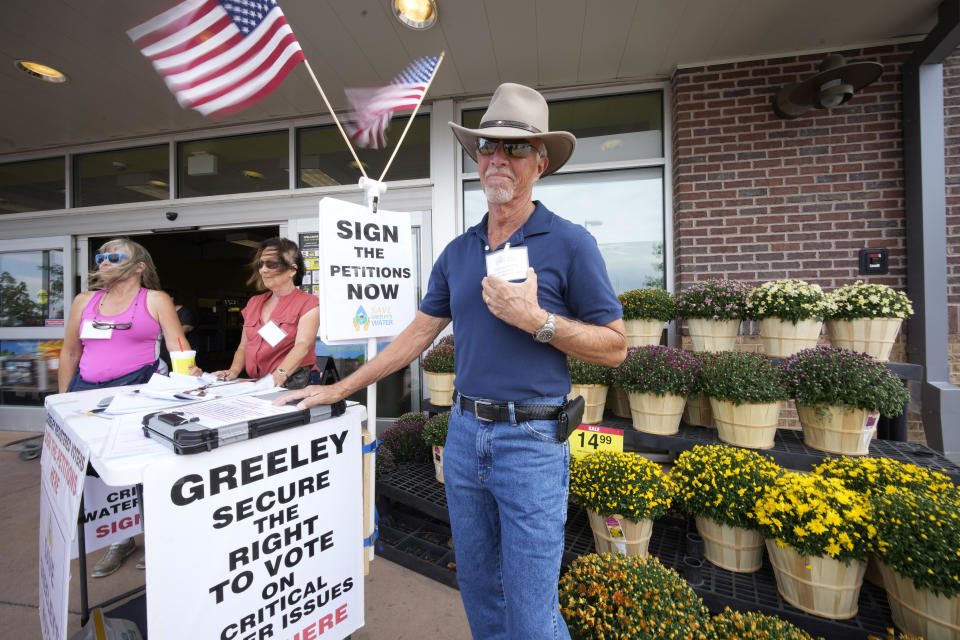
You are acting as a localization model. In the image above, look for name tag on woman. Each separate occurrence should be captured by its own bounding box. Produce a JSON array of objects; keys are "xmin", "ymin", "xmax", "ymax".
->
[
  {"xmin": 485, "ymin": 244, "xmax": 529, "ymax": 281},
  {"xmin": 81, "ymin": 320, "xmax": 112, "ymax": 340},
  {"xmin": 258, "ymin": 321, "xmax": 287, "ymax": 347}
]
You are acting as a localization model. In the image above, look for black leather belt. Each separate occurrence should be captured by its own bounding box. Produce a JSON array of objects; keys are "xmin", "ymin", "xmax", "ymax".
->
[{"xmin": 458, "ymin": 395, "xmax": 563, "ymax": 422}]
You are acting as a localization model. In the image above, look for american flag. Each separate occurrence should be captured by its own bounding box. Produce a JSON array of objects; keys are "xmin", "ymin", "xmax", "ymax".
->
[
  {"xmin": 128, "ymin": 0, "xmax": 305, "ymax": 118},
  {"xmin": 345, "ymin": 56, "xmax": 441, "ymax": 149}
]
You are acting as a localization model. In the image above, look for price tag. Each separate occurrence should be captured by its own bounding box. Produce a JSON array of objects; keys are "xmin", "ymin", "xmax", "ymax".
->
[{"xmin": 568, "ymin": 424, "xmax": 623, "ymax": 459}]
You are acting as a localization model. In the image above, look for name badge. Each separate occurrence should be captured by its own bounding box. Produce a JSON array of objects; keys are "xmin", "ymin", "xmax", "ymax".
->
[
  {"xmin": 257, "ymin": 321, "xmax": 287, "ymax": 347},
  {"xmin": 485, "ymin": 243, "xmax": 529, "ymax": 281},
  {"xmin": 80, "ymin": 320, "xmax": 112, "ymax": 340}
]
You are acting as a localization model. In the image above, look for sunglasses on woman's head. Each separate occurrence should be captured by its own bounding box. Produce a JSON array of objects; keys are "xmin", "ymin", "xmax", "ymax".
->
[
  {"xmin": 95, "ymin": 253, "xmax": 130, "ymax": 265},
  {"xmin": 257, "ymin": 259, "xmax": 288, "ymax": 271},
  {"xmin": 475, "ymin": 137, "xmax": 540, "ymax": 158}
]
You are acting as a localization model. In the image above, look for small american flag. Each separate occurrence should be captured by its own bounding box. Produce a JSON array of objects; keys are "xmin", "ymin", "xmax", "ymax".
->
[
  {"xmin": 128, "ymin": 0, "xmax": 305, "ymax": 118},
  {"xmin": 345, "ymin": 55, "xmax": 441, "ymax": 149}
]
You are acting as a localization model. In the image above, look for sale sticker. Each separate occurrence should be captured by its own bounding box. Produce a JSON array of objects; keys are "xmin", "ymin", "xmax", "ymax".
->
[{"xmin": 569, "ymin": 424, "xmax": 623, "ymax": 459}]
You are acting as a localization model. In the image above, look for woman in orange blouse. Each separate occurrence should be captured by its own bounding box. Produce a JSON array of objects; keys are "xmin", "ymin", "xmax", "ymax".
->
[{"xmin": 211, "ymin": 238, "xmax": 319, "ymax": 389}]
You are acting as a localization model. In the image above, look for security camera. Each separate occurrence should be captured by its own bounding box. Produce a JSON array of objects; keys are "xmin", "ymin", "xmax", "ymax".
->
[{"xmin": 165, "ymin": 211, "xmax": 178, "ymax": 221}]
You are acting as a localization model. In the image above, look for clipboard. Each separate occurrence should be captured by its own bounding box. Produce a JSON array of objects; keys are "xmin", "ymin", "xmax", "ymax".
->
[{"xmin": 141, "ymin": 392, "xmax": 347, "ymax": 455}]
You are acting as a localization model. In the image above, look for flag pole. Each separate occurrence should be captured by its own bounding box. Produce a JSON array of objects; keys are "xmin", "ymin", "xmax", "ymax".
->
[
  {"xmin": 377, "ymin": 51, "xmax": 446, "ymax": 183},
  {"xmin": 301, "ymin": 59, "xmax": 369, "ymax": 180}
]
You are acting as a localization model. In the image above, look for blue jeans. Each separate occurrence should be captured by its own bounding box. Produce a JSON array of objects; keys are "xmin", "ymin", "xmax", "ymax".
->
[{"xmin": 445, "ymin": 393, "xmax": 571, "ymax": 640}]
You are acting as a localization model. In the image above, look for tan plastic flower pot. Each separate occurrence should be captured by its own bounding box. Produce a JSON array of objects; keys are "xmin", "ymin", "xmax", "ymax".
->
[
  {"xmin": 424, "ymin": 371, "xmax": 455, "ymax": 406},
  {"xmin": 624, "ymin": 318, "xmax": 664, "ymax": 348},
  {"xmin": 766, "ymin": 539, "xmax": 866, "ymax": 620},
  {"xmin": 878, "ymin": 560, "xmax": 960, "ymax": 640},
  {"xmin": 683, "ymin": 392, "xmax": 714, "ymax": 428},
  {"xmin": 709, "ymin": 398, "xmax": 781, "ymax": 449},
  {"xmin": 759, "ymin": 317, "xmax": 823, "ymax": 358},
  {"xmin": 686, "ymin": 318, "xmax": 740, "ymax": 352},
  {"xmin": 432, "ymin": 445, "xmax": 444, "ymax": 484},
  {"xmin": 796, "ymin": 404, "xmax": 878, "ymax": 456},
  {"xmin": 826, "ymin": 317, "xmax": 902, "ymax": 362},
  {"xmin": 586, "ymin": 510, "xmax": 652, "ymax": 557},
  {"xmin": 568, "ymin": 384, "xmax": 608, "ymax": 424},
  {"xmin": 627, "ymin": 391, "xmax": 685, "ymax": 435},
  {"xmin": 696, "ymin": 517, "xmax": 764, "ymax": 573}
]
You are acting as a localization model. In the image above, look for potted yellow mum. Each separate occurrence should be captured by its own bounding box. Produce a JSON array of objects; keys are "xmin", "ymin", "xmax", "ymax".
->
[
  {"xmin": 871, "ymin": 486, "xmax": 960, "ymax": 640},
  {"xmin": 754, "ymin": 472, "xmax": 875, "ymax": 619},
  {"xmin": 569, "ymin": 451, "xmax": 673, "ymax": 557},
  {"xmin": 672, "ymin": 445, "xmax": 782, "ymax": 572}
]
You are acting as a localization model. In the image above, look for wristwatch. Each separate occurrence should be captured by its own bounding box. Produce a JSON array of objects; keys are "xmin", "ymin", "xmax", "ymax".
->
[
  {"xmin": 276, "ymin": 367, "xmax": 288, "ymax": 381},
  {"xmin": 533, "ymin": 313, "xmax": 556, "ymax": 343}
]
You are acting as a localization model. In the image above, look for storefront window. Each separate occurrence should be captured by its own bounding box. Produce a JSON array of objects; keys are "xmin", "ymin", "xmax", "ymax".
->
[
  {"xmin": 461, "ymin": 91, "xmax": 662, "ymax": 172},
  {"xmin": 0, "ymin": 157, "xmax": 65, "ymax": 213},
  {"xmin": 74, "ymin": 145, "xmax": 169, "ymax": 207},
  {"xmin": 297, "ymin": 114, "xmax": 429, "ymax": 187},
  {"xmin": 465, "ymin": 168, "xmax": 664, "ymax": 292},
  {"xmin": 178, "ymin": 131, "xmax": 289, "ymax": 198},
  {"xmin": 0, "ymin": 249, "xmax": 64, "ymax": 327},
  {"xmin": 461, "ymin": 90, "xmax": 666, "ymax": 294}
]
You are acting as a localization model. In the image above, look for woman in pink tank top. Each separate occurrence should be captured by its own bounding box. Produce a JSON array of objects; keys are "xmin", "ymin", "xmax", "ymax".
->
[
  {"xmin": 58, "ymin": 238, "xmax": 196, "ymax": 578},
  {"xmin": 59, "ymin": 238, "xmax": 194, "ymax": 392}
]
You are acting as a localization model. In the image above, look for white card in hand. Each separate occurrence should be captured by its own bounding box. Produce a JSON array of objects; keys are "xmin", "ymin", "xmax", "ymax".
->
[
  {"xmin": 485, "ymin": 244, "xmax": 529, "ymax": 281},
  {"xmin": 257, "ymin": 320, "xmax": 287, "ymax": 347},
  {"xmin": 80, "ymin": 320, "xmax": 112, "ymax": 340}
]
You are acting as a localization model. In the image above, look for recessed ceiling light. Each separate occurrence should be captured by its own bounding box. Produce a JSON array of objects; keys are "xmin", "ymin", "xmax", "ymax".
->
[
  {"xmin": 148, "ymin": 179, "xmax": 169, "ymax": 188},
  {"xmin": 350, "ymin": 160, "xmax": 369, "ymax": 170},
  {"xmin": 393, "ymin": 0, "xmax": 437, "ymax": 29},
  {"xmin": 242, "ymin": 170, "xmax": 264, "ymax": 179},
  {"xmin": 16, "ymin": 60, "xmax": 68, "ymax": 83}
]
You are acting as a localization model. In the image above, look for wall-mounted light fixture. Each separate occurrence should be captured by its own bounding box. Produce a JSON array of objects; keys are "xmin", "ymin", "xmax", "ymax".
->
[
  {"xmin": 773, "ymin": 53, "xmax": 883, "ymax": 119},
  {"xmin": 393, "ymin": 0, "xmax": 438, "ymax": 30}
]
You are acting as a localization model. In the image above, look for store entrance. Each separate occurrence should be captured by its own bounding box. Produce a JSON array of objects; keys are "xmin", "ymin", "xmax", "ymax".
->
[{"xmin": 88, "ymin": 226, "xmax": 278, "ymax": 373}]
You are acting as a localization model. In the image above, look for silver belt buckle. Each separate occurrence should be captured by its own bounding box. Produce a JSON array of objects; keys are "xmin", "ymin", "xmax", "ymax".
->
[{"xmin": 473, "ymin": 400, "xmax": 494, "ymax": 422}]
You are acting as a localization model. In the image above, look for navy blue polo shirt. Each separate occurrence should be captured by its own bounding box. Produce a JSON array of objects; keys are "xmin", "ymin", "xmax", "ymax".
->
[{"xmin": 420, "ymin": 202, "xmax": 622, "ymax": 401}]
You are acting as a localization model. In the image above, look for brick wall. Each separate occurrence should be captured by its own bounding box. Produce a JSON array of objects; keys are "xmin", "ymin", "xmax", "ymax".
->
[
  {"xmin": 945, "ymin": 52, "xmax": 960, "ymax": 340},
  {"xmin": 670, "ymin": 44, "xmax": 930, "ymax": 440},
  {"xmin": 671, "ymin": 44, "xmax": 911, "ymax": 291}
]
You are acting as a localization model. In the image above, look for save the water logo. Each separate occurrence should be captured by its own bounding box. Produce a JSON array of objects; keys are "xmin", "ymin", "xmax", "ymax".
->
[
  {"xmin": 352, "ymin": 306, "xmax": 370, "ymax": 331},
  {"xmin": 370, "ymin": 306, "xmax": 394, "ymax": 327}
]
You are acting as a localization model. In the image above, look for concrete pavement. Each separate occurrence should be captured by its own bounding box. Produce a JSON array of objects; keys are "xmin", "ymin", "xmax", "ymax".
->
[{"xmin": 0, "ymin": 430, "xmax": 471, "ymax": 639}]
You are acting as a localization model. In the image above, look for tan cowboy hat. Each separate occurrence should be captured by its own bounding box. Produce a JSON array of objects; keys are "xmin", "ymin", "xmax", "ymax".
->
[{"xmin": 449, "ymin": 83, "xmax": 576, "ymax": 177}]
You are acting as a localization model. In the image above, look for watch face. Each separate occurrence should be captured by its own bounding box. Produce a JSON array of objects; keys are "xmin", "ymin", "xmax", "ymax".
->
[{"xmin": 535, "ymin": 327, "xmax": 555, "ymax": 343}]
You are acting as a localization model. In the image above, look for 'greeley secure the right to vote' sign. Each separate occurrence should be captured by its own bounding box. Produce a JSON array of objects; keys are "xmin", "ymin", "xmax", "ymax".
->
[{"xmin": 317, "ymin": 197, "xmax": 416, "ymax": 344}]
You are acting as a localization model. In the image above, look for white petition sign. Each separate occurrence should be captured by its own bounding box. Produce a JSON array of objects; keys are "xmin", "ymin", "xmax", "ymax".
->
[
  {"xmin": 318, "ymin": 197, "xmax": 415, "ymax": 343},
  {"xmin": 143, "ymin": 415, "xmax": 364, "ymax": 640}
]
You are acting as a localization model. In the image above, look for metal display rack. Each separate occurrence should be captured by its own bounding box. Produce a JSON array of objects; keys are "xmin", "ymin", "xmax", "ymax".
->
[{"xmin": 376, "ymin": 463, "xmax": 897, "ymax": 639}]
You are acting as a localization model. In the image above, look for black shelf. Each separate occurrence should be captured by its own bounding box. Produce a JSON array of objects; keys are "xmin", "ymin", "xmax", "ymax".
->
[
  {"xmin": 376, "ymin": 464, "xmax": 896, "ymax": 640},
  {"xmin": 603, "ymin": 416, "xmax": 960, "ymax": 483}
]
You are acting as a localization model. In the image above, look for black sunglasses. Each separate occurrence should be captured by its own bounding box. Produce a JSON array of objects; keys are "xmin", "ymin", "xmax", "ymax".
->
[
  {"xmin": 257, "ymin": 259, "xmax": 289, "ymax": 271},
  {"xmin": 94, "ymin": 252, "xmax": 130, "ymax": 265},
  {"xmin": 476, "ymin": 137, "xmax": 540, "ymax": 158}
]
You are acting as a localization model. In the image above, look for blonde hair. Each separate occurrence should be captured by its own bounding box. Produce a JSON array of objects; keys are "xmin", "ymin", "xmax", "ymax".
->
[{"xmin": 88, "ymin": 238, "xmax": 161, "ymax": 290}]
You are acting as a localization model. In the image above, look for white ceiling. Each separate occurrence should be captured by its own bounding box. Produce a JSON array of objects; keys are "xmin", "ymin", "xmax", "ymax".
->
[{"xmin": 0, "ymin": 0, "xmax": 941, "ymax": 157}]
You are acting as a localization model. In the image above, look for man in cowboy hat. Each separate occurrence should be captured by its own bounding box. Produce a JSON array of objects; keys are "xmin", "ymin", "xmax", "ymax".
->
[{"xmin": 279, "ymin": 83, "xmax": 625, "ymax": 639}]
